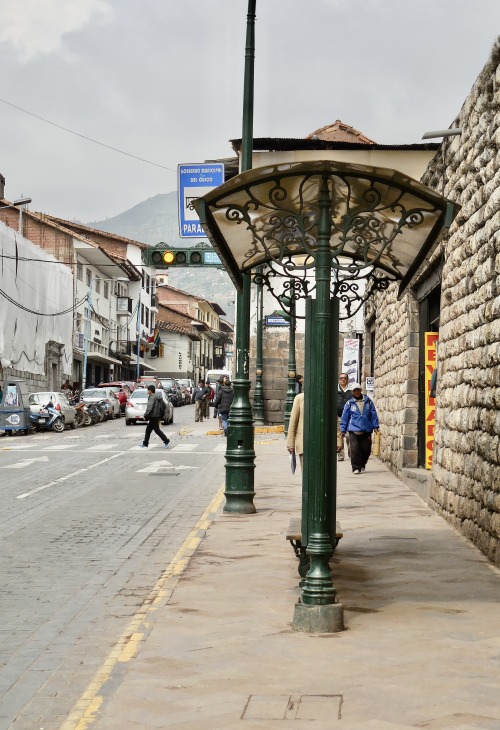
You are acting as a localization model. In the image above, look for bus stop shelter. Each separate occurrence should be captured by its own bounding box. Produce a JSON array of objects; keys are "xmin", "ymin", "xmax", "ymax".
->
[{"xmin": 194, "ymin": 159, "xmax": 458, "ymax": 632}]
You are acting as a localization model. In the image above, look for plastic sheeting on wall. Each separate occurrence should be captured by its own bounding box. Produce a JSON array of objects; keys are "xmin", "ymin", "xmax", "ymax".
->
[{"xmin": 0, "ymin": 222, "xmax": 74, "ymax": 375}]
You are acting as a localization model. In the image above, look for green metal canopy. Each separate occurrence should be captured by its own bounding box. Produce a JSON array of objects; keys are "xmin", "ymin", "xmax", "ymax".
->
[{"xmin": 193, "ymin": 160, "xmax": 458, "ymax": 296}]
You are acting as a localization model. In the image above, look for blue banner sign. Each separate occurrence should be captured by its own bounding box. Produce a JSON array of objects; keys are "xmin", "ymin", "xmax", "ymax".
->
[{"xmin": 178, "ymin": 163, "xmax": 225, "ymax": 238}]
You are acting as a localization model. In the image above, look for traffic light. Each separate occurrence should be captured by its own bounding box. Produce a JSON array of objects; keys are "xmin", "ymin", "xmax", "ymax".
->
[{"xmin": 144, "ymin": 246, "xmax": 222, "ymax": 268}]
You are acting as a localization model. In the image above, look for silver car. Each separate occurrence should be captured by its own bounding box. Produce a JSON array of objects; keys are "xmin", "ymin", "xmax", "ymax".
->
[
  {"xmin": 28, "ymin": 392, "xmax": 76, "ymax": 428},
  {"xmin": 125, "ymin": 388, "xmax": 174, "ymax": 426},
  {"xmin": 80, "ymin": 388, "xmax": 121, "ymax": 419}
]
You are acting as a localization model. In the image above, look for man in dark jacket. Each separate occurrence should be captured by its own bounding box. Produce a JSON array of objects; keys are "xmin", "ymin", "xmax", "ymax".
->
[
  {"xmin": 192, "ymin": 380, "xmax": 210, "ymax": 422},
  {"xmin": 214, "ymin": 376, "xmax": 234, "ymax": 436},
  {"xmin": 337, "ymin": 373, "xmax": 352, "ymax": 461},
  {"xmin": 139, "ymin": 385, "xmax": 170, "ymax": 448}
]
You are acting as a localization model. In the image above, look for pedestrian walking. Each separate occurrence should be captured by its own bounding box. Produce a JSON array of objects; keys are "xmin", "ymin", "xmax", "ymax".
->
[
  {"xmin": 192, "ymin": 380, "xmax": 209, "ymax": 422},
  {"xmin": 340, "ymin": 383, "xmax": 379, "ymax": 474},
  {"xmin": 286, "ymin": 391, "xmax": 304, "ymax": 470},
  {"xmin": 214, "ymin": 376, "xmax": 234, "ymax": 436},
  {"xmin": 213, "ymin": 376, "xmax": 224, "ymax": 421},
  {"xmin": 204, "ymin": 380, "xmax": 214, "ymax": 419},
  {"xmin": 139, "ymin": 385, "xmax": 170, "ymax": 449},
  {"xmin": 337, "ymin": 372, "xmax": 352, "ymax": 461},
  {"xmin": 295, "ymin": 374, "xmax": 303, "ymax": 395}
]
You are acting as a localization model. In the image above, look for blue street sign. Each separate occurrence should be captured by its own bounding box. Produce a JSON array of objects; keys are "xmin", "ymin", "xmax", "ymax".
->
[
  {"xmin": 265, "ymin": 315, "xmax": 289, "ymax": 327},
  {"xmin": 178, "ymin": 163, "xmax": 225, "ymax": 238},
  {"xmin": 203, "ymin": 250, "xmax": 222, "ymax": 265}
]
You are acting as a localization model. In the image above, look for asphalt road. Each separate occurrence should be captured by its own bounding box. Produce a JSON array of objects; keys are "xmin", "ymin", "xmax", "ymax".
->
[{"xmin": 0, "ymin": 404, "xmax": 226, "ymax": 730}]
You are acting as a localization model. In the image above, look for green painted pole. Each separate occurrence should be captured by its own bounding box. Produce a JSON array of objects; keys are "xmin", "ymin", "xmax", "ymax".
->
[
  {"xmin": 224, "ymin": 0, "xmax": 256, "ymax": 513},
  {"xmin": 293, "ymin": 174, "xmax": 344, "ymax": 632},
  {"xmin": 283, "ymin": 288, "xmax": 296, "ymax": 435},
  {"xmin": 253, "ymin": 265, "xmax": 265, "ymax": 425}
]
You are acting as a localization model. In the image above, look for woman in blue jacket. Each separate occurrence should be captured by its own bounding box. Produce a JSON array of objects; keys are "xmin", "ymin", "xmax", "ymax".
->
[{"xmin": 340, "ymin": 383, "xmax": 380, "ymax": 474}]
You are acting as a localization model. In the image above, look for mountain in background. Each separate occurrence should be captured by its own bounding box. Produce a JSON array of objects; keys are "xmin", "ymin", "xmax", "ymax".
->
[{"xmin": 88, "ymin": 192, "xmax": 236, "ymax": 323}]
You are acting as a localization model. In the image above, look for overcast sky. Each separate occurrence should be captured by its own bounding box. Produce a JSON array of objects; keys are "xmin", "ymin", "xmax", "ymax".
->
[{"xmin": 0, "ymin": 0, "xmax": 499, "ymax": 223}]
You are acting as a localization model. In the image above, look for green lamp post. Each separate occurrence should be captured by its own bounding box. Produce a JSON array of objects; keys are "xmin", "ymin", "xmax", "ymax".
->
[
  {"xmin": 278, "ymin": 283, "xmax": 297, "ymax": 435},
  {"xmin": 217, "ymin": 0, "xmax": 257, "ymax": 513},
  {"xmin": 253, "ymin": 264, "xmax": 265, "ymax": 426}
]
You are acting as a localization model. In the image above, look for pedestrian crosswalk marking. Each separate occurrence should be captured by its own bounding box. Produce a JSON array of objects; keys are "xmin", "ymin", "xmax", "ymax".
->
[
  {"xmin": 213, "ymin": 443, "xmax": 227, "ymax": 452},
  {"xmin": 169, "ymin": 444, "xmax": 197, "ymax": 452},
  {"xmin": 86, "ymin": 444, "xmax": 119, "ymax": 451},
  {"xmin": 43, "ymin": 444, "xmax": 76, "ymax": 450}
]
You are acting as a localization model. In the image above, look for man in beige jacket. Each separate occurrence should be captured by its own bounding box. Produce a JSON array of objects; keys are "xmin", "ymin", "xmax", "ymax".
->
[{"xmin": 287, "ymin": 392, "xmax": 304, "ymax": 469}]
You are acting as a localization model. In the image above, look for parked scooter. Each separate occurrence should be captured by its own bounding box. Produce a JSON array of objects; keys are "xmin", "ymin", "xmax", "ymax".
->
[
  {"xmin": 70, "ymin": 395, "xmax": 87, "ymax": 428},
  {"xmin": 29, "ymin": 400, "xmax": 65, "ymax": 433}
]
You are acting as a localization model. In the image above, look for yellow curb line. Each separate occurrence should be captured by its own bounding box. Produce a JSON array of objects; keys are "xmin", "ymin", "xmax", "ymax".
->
[{"xmin": 59, "ymin": 484, "xmax": 225, "ymax": 730}]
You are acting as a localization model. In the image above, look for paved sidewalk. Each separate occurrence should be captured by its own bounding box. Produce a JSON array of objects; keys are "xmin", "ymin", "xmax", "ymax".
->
[{"xmin": 73, "ymin": 436, "xmax": 500, "ymax": 730}]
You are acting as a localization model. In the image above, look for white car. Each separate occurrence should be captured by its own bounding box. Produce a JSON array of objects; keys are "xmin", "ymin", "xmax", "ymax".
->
[
  {"xmin": 80, "ymin": 388, "xmax": 121, "ymax": 419},
  {"xmin": 125, "ymin": 388, "xmax": 174, "ymax": 426},
  {"xmin": 28, "ymin": 392, "xmax": 76, "ymax": 428}
]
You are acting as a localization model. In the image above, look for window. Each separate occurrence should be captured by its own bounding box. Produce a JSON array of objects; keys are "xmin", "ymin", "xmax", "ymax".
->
[
  {"xmin": 76, "ymin": 263, "xmax": 83, "ymax": 281},
  {"xmin": 104, "ymin": 281, "xmax": 109, "ymax": 299},
  {"xmin": 95, "ymin": 279, "xmax": 101, "ymax": 294},
  {"xmin": 86, "ymin": 269, "xmax": 92, "ymax": 287}
]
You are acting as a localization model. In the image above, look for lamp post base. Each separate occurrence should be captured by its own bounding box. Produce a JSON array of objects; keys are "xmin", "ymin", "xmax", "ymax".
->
[
  {"xmin": 292, "ymin": 601, "xmax": 344, "ymax": 633},
  {"xmin": 223, "ymin": 490, "xmax": 256, "ymax": 514}
]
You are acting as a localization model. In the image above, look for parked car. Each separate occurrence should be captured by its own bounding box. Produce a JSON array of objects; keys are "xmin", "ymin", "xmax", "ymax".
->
[
  {"xmin": 177, "ymin": 378, "xmax": 194, "ymax": 402},
  {"xmin": 158, "ymin": 378, "xmax": 183, "ymax": 407},
  {"xmin": 205, "ymin": 370, "xmax": 231, "ymax": 404},
  {"xmin": 28, "ymin": 391, "xmax": 76, "ymax": 428},
  {"xmin": 134, "ymin": 377, "xmax": 164, "ymax": 391},
  {"xmin": 96, "ymin": 382, "xmax": 132, "ymax": 412},
  {"xmin": 80, "ymin": 388, "xmax": 121, "ymax": 419},
  {"xmin": 125, "ymin": 387, "xmax": 174, "ymax": 426}
]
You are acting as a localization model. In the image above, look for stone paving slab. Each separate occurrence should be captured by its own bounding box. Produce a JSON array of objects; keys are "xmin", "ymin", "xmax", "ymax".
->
[{"xmin": 68, "ymin": 439, "xmax": 500, "ymax": 729}]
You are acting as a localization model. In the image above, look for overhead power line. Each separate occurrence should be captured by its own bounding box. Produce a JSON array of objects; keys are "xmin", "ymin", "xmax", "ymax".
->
[{"xmin": 0, "ymin": 96, "xmax": 177, "ymax": 173}]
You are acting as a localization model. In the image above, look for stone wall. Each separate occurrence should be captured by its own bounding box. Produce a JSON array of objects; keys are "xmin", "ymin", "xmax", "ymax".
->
[
  {"xmin": 423, "ymin": 41, "xmax": 500, "ymax": 566},
  {"xmin": 249, "ymin": 331, "xmax": 305, "ymax": 424},
  {"xmin": 366, "ymin": 40, "xmax": 500, "ymax": 566},
  {"xmin": 365, "ymin": 290, "xmax": 420, "ymax": 473}
]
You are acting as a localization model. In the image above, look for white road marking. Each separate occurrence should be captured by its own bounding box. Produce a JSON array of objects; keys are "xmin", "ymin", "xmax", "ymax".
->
[
  {"xmin": 1, "ymin": 456, "xmax": 49, "ymax": 469},
  {"xmin": 16, "ymin": 453, "xmax": 122, "ymax": 499},
  {"xmin": 137, "ymin": 460, "xmax": 173, "ymax": 473},
  {"xmin": 137, "ymin": 460, "xmax": 199, "ymax": 473},
  {"xmin": 213, "ymin": 443, "xmax": 227, "ymax": 452},
  {"xmin": 85, "ymin": 444, "xmax": 119, "ymax": 451},
  {"xmin": 129, "ymin": 444, "xmax": 159, "ymax": 450},
  {"xmin": 169, "ymin": 444, "xmax": 197, "ymax": 452},
  {"xmin": 43, "ymin": 444, "xmax": 76, "ymax": 450},
  {"xmin": 0, "ymin": 444, "xmax": 33, "ymax": 450}
]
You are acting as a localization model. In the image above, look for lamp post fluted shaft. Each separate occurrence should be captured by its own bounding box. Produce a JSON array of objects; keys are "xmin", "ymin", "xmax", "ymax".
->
[
  {"xmin": 293, "ymin": 175, "xmax": 344, "ymax": 632},
  {"xmin": 253, "ymin": 265, "xmax": 265, "ymax": 425},
  {"xmin": 223, "ymin": 0, "xmax": 256, "ymax": 513},
  {"xmin": 283, "ymin": 283, "xmax": 296, "ymax": 435}
]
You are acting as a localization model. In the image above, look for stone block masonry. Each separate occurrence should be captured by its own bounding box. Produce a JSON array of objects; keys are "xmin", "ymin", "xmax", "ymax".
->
[{"xmin": 366, "ymin": 40, "xmax": 500, "ymax": 567}]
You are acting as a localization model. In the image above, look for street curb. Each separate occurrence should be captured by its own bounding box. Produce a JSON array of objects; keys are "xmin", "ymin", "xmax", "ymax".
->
[{"xmin": 205, "ymin": 425, "xmax": 284, "ymax": 436}]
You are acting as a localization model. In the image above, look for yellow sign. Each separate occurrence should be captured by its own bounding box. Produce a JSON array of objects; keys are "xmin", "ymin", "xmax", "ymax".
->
[{"xmin": 424, "ymin": 332, "xmax": 438, "ymax": 469}]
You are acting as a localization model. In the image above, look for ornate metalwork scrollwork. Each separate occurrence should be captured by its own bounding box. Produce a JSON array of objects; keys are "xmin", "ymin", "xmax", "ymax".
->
[{"xmin": 219, "ymin": 167, "xmax": 437, "ymax": 318}]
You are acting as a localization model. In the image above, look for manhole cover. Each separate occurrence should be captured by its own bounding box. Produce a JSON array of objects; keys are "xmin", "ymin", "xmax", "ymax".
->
[{"xmin": 242, "ymin": 694, "xmax": 342, "ymax": 721}]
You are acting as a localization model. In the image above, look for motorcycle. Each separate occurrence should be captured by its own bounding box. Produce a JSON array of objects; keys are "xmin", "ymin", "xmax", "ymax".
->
[
  {"xmin": 85, "ymin": 401, "xmax": 102, "ymax": 425},
  {"xmin": 70, "ymin": 395, "xmax": 90, "ymax": 428},
  {"xmin": 29, "ymin": 401, "xmax": 65, "ymax": 433}
]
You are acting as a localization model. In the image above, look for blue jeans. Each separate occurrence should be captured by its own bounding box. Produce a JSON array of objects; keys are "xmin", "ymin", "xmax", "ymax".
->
[{"xmin": 220, "ymin": 411, "xmax": 229, "ymax": 434}]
